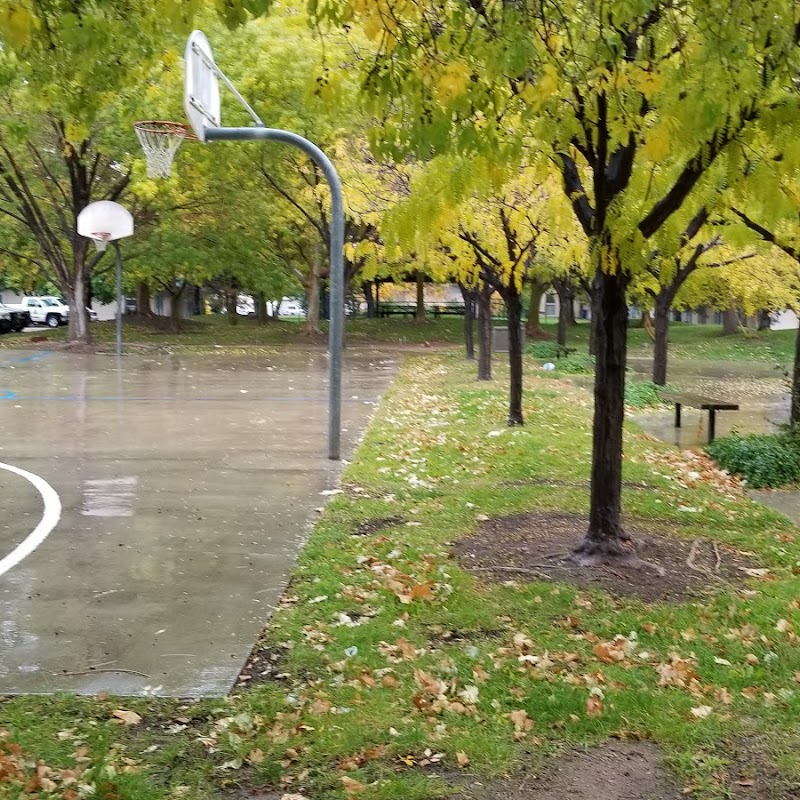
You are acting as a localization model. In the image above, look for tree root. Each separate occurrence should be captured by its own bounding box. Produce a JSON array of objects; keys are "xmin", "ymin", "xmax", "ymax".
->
[
  {"xmin": 470, "ymin": 565, "xmax": 551, "ymax": 580},
  {"xmin": 686, "ymin": 538, "xmax": 725, "ymax": 581},
  {"xmin": 569, "ymin": 537, "xmax": 665, "ymax": 576}
]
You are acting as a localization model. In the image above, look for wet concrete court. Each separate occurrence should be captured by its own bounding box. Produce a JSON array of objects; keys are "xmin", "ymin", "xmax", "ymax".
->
[{"xmin": 0, "ymin": 347, "xmax": 395, "ymax": 696}]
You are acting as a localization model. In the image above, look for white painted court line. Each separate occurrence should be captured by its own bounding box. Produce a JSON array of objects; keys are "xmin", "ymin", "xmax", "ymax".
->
[{"xmin": 0, "ymin": 462, "xmax": 61, "ymax": 578}]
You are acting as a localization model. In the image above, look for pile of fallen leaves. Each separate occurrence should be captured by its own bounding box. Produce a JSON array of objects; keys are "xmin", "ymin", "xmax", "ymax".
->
[{"xmin": 643, "ymin": 448, "xmax": 744, "ymax": 498}]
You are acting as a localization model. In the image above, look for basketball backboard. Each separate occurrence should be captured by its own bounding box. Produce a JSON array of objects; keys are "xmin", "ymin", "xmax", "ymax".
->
[
  {"xmin": 184, "ymin": 30, "xmax": 221, "ymax": 142},
  {"xmin": 77, "ymin": 201, "xmax": 134, "ymax": 250}
]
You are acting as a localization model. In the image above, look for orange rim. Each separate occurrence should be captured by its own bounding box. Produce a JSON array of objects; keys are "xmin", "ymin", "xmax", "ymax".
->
[{"xmin": 133, "ymin": 120, "xmax": 198, "ymax": 141}]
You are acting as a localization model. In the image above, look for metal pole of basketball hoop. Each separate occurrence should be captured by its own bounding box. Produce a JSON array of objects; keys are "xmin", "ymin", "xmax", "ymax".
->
[
  {"xmin": 203, "ymin": 127, "xmax": 345, "ymax": 460},
  {"xmin": 173, "ymin": 30, "xmax": 346, "ymax": 461}
]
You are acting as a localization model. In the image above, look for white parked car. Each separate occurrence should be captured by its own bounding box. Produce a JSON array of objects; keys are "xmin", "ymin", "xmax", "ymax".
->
[
  {"xmin": 4, "ymin": 296, "xmax": 69, "ymax": 328},
  {"xmin": 279, "ymin": 300, "xmax": 306, "ymax": 318},
  {"xmin": 41, "ymin": 296, "xmax": 98, "ymax": 323}
]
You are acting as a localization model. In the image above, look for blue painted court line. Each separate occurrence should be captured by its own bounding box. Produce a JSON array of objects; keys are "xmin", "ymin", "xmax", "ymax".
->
[{"xmin": 0, "ymin": 351, "xmax": 51, "ymax": 368}]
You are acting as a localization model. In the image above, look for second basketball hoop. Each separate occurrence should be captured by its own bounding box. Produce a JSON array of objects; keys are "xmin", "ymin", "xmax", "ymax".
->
[{"xmin": 134, "ymin": 121, "xmax": 195, "ymax": 178}]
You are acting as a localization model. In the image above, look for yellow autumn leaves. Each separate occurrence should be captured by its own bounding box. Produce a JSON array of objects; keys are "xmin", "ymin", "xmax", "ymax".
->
[{"xmin": 0, "ymin": 2, "xmax": 39, "ymax": 50}]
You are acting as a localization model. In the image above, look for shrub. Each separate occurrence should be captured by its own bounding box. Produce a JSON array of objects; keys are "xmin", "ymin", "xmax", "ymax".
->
[
  {"xmin": 555, "ymin": 355, "xmax": 593, "ymax": 374},
  {"xmin": 706, "ymin": 433, "xmax": 800, "ymax": 488},
  {"xmin": 625, "ymin": 381, "xmax": 669, "ymax": 408},
  {"xmin": 527, "ymin": 341, "xmax": 560, "ymax": 358}
]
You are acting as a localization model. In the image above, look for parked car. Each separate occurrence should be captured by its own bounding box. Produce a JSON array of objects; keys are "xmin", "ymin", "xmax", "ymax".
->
[
  {"xmin": 40, "ymin": 297, "xmax": 97, "ymax": 322},
  {"xmin": 279, "ymin": 300, "xmax": 306, "ymax": 318},
  {"xmin": 4, "ymin": 296, "xmax": 69, "ymax": 328},
  {"xmin": 0, "ymin": 302, "xmax": 31, "ymax": 332}
]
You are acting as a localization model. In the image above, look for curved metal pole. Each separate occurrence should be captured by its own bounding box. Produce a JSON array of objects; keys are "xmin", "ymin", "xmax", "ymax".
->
[
  {"xmin": 113, "ymin": 241, "xmax": 123, "ymax": 358},
  {"xmin": 204, "ymin": 127, "xmax": 344, "ymax": 461}
]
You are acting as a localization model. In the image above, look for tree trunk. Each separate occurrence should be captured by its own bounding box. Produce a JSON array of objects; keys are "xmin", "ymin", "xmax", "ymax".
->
[
  {"xmin": 226, "ymin": 291, "xmax": 238, "ymax": 325},
  {"xmin": 255, "ymin": 292, "xmax": 269, "ymax": 324},
  {"xmin": 65, "ymin": 269, "xmax": 91, "ymax": 345},
  {"xmin": 757, "ymin": 310, "xmax": 772, "ymax": 331},
  {"xmin": 722, "ymin": 308, "xmax": 739, "ymax": 335},
  {"xmin": 505, "ymin": 289, "xmax": 524, "ymax": 425},
  {"xmin": 84, "ymin": 278, "xmax": 93, "ymax": 312},
  {"xmin": 792, "ymin": 322, "xmax": 800, "ymax": 427},
  {"xmin": 458, "ymin": 283, "xmax": 476, "ymax": 360},
  {"xmin": 566, "ymin": 287, "xmax": 577, "ymax": 326},
  {"xmin": 652, "ymin": 295, "xmax": 671, "ymax": 386},
  {"xmin": 477, "ymin": 283, "xmax": 493, "ymax": 381},
  {"xmin": 169, "ymin": 286, "xmax": 185, "ymax": 333},
  {"xmin": 555, "ymin": 280, "xmax": 571, "ymax": 347},
  {"xmin": 573, "ymin": 267, "xmax": 630, "ymax": 562},
  {"xmin": 136, "ymin": 281, "xmax": 154, "ymax": 316},
  {"xmin": 415, "ymin": 270, "xmax": 426, "ymax": 321},
  {"xmin": 588, "ymin": 313, "xmax": 598, "ymax": 356},
  {"xmin": 362, "ymin": 281, "xmax": 376, "ymax": 318},
  {"xmin": 525, "ymin": 279, "xmax": 548, "ymax": 338},
  {"xmin": 304, "ymin": 245, "xmax": 324, "ymax": 335}
]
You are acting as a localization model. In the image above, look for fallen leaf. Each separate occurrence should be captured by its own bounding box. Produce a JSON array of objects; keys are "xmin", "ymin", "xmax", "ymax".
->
[
  {"xmin": 586, "ymin": 693, "xmax": 604, "ymax": 717},
  {"xmin": 341, "ymin": 776, "xmax": 367, "ymax": 794},
  {"xmin": 509, "ymin": 709, "xmax": 534, "ymax": 733},
  {"xmin": 456, "ymin": 751, "xmax": 470, "ymax": 767},
  {"xmin": 111, "ymin": 709, "xmax": 142, "ymax": 726},
  {"xmin": 414, "ymin": 669, "xmax": 444, "ymax": 696},
  {"xmin": 690, "ymin": 705, "xmax": 713, "ymax": 719},
  {"xmin": 410, "ymin": 582, "xmax": 435, "ymax": 601}
]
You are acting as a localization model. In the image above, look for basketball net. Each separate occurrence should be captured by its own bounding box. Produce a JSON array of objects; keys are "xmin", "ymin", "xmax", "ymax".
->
[
  {"xmin": 134, "ymin": 121, "xmax": 192, "ymax": 178},
  {"xmin": 91, "ymin": 232, "xmax": 112, "ymax": 252}
]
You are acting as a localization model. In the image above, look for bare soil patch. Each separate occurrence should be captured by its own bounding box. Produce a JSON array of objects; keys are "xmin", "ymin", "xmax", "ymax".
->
[
  {"xmin": 454, "ymin": 512, "xmax": 757, "ymax": 603},
  {"xmin": 452, "ymin": 740, "xmax": 682, "ymax": 800},
  {"xmin": 235, "ymin": 643, "xmax": 290, "ymax": 690},
  {"xmin": 727, "ymin": 736, "xmax": 800, "ymax": 799},
  {"xmin": 352, "ymin": 515, "xmax": 406, "ymax": 536}
]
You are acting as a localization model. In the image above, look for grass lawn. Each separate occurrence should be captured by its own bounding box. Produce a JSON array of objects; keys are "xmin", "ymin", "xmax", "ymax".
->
[
  {"xmin": 1, "ymin": 314, "xmax": 797, "ymax": 366},
  {"xmin": 0, "ymin": 314, "xmax": 467, "ymax": 349},
  {"xmin": 3, "ymin": 352, "xmax": 800, "ymax": 798}
]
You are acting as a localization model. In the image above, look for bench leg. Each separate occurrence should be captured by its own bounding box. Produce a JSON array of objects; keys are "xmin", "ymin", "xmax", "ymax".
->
[
  {"xmin": 675, "ymin": 403, "xmax": 682, "ymax": 429},
  {"xmin": 708, "ymin": 409, "xmax": 716, "ymax": 443}
]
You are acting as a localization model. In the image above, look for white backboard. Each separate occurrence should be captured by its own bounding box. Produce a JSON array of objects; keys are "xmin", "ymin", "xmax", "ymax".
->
[
  {"xmin": 77, "ymin": 201, "xmax": 134, "ymax": 241},
  {"xmin": 184, "ymin": 30, "xmax": 220, "ymax": 142}
]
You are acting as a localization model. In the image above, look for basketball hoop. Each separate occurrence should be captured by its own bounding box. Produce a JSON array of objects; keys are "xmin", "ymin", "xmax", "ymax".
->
[
  {"xmin": 134, "ymin": 121, "xmax": 195, "ymax": 178},
  {"xmin": 90, "ymin": 232, "xmax": 112, "ymax": 252}
]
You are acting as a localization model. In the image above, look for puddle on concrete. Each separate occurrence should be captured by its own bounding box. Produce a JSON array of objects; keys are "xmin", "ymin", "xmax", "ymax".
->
[{"xmin": 620, "ymin": 359, "xmax": 788, "ymax": 448}]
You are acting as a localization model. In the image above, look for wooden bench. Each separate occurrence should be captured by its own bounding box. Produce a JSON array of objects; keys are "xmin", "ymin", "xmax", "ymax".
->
[
  {"xmin": 661, "ymin": 392, "xmax": 739, "ymax": 443},
  {"xmin": 378, "ymin": 303, "xmax": 418, "ymax": 318},
  {"xmin": 432, "ymin": 303, "xmax": 466, "ymax": 317}
]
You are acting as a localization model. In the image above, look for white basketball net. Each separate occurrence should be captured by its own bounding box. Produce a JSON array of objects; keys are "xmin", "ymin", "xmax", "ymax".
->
[
  {"xmin": 91, "ymin": 232, "xmax": 111, "ymax": 252},
  {"xmin": 134, "ymin": 122, "xmax": 189, "ymax": 179}
]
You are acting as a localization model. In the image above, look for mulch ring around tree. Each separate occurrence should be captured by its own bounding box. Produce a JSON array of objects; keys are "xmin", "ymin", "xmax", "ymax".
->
[
  {"xmin": 453, "ymin": 512, "xmax": 759, "ymax": 603},
  {"xmin": 449, "ymin": 740, "xmax": 683, "ymax": 800}
]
